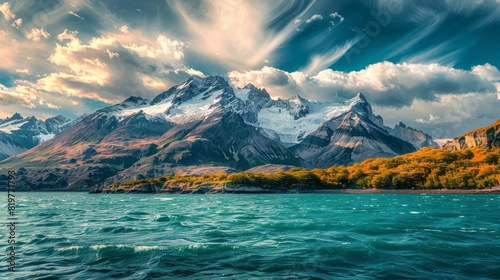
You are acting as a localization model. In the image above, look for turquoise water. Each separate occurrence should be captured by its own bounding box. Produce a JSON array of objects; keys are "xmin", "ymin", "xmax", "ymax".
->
[{"xmin": 1, "ymin": 193, "xmax": 500, "ymax": 279}]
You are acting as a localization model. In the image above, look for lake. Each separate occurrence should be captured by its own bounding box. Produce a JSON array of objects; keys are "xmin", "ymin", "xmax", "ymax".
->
[{"xmin": 2, "ymin": 193, "xmax": 500, "ymax": 279}]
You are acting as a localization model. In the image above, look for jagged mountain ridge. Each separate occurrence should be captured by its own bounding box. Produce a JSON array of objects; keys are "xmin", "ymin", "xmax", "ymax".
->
[
  {"xmin": 443, "ymin": 119, "xmax": 500, "ymax": 150},
  {"xmin": 0, "ymin": 75, "xmax": 436, "ymax": 190},
  {"xmin": 370, "ymin": 113, "xmax": 439, "ymax": 149},
  {"xmin": 0, "ymin": 113, "xmax": 72, "ymax": 160},
  {"xmin": 290, "ymin": 94, "xmax": 416, "ymax": 166}
]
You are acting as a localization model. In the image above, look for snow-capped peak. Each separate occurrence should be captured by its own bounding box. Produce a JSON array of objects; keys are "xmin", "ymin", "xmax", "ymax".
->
[
  {"xmin": 0, "ymin": 113, "xmax": 73, "ymax": 144},
  {"xmin": 349, "ymin": 92, "xmax": 374, "ymax": 121},
  {"xmin": 1, "ymin": 113, "xmax": 23, "ymax": 125},
  {"xmin": 122, "ymin": 96, "xmax": 150, "ymax": 107},
  {"xmin": 111, "ymin": 75, "xmax": 244, "ymax": 124},
  {"xmin": 97, "ymin": 77, "xmax": 381, "ymax": 143}
]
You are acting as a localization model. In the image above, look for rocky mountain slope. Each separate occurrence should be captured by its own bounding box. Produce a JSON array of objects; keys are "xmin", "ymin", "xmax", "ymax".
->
[
  {"xmin": 0, "ymin": 75, "xmax": 436, "ymax": 190},
  {"xmin": 290, "ymin": 93, "xmax": 416, "ymax": 166},
  {"xmin": 0, "ymin": 113, "xmax": 72, "ymax": 160},
  {"xmin": 386, "ymin": 121, "xmax": 439, "ymax": 149},
  {"xmin": 443, "ymin": 119, "xmax": 500, "ymax": 150}
]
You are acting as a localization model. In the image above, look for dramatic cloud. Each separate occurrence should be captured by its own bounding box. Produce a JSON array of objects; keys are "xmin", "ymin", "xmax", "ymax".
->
[
  {"xmin": 38, "ymin": 29, "xmax": 198, "ymax": 104},
  {"xmin": 229, "ymin": 62, "xmax": 499, "ymax": 107},
  {"xmin": 172, "ymin": 0, "xmax": 315, "ymax": 70}
]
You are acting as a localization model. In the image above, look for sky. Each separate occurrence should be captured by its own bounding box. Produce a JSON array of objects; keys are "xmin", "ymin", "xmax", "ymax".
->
[{"xmin": 1, "ymin": 0, "xmax": 500, "ymax": 140}]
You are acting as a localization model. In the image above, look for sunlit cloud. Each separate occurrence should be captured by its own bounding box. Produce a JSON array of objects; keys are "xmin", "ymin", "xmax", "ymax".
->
[
  {"xmin": 229, "ymin": 62, "xmax": 499, "ymax": 107},
  {"xmin": 0, "ymin": 2, "xmax": 15, "ymax": 20},
  {"xmin": 172, "ymin": 0, "xmax": 315, "ymax": 70},
  {"xmin": 25, "ymin": 27, "xmax": 51, "ymax": 42},
  {"xmin": 11, "ymin": 17, "xmax": 21, "ymax": 28},
  {"xmin": 119, "ymin": 25, "xmax": 129, "ymax": 34},
  {"xmin": 0, "ymin": 83, "xmax": 36, "ymax": 108}
]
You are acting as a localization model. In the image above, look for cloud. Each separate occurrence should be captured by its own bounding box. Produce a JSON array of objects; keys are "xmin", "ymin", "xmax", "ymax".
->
[
  {"xmin": 472, "ymin": 63, "xmax": 500, "ymax": 82},
  {"xmin": 25, "ymin": 28, "xmax": 51, "ymax": 42},
  {"xmin": 11, "ymin": 17, "xmax": 21, "ymax": 28},
  {"xmin": 69, "ymin": 10, "xmax": 83, "ymax": 20},
  {"xmin": 106, "ymin": 49, "xmax": 118, "ymax": 59},
  {"xmin": 0, "ymin": 83, "xmax": 36, "ymax": 108},
  {"xmin": 0, "ymin": 2, "xmax": 15, "ymax": 20},
  {"xmin": 329, "ymin": 12, "xmax": 344, "ymax": 24},
  {"xmin": 301, "ymin": 40, "xmax": 359, "ymax": 75},
  {"xmin": 172, "ymin": 0, "xmax": 315, "ymax": 70},
  {"xmin": 229, "ymin": 66, "xmax": 293, "ymax": 89},
  {"xmin": 15, "ymin": 69, "xmax": 28, "ymax": 74},
  {"xmin": 305, "ymin": 14, "xmax": 323, "ymax": 23},
  {"xmin": 119, "ymin": 25, "xmax": 129, "ymax": 34},
  {"xmin": 121, "ymin": 34, "xmax": 186, "ymax": 60},
  {"xmin": 156, "ymin": 35, "xmax": 185, "ymax": 60},
  {"xmin": 229, "ymin": 61, "xmax": 500, "ymax": 138},
  {"xmin": 36, "ymin": 28, "xmax": 201, "ymax": 105},
  {"xmin": 229, "ymin": 62, "xmax": 500, "ymax": 108},
  {"xmin": 376, "ymin": 92, "xmax": 500, "ymax": 138}
]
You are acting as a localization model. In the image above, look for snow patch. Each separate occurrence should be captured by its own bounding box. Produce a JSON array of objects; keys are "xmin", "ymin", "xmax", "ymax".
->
[
  {"xmin": 0, "ymin": 120, "xmax": 27, "ymax": 134},
  {"xmin": 115, "ymin": 100, "xmax": 172, "ymax": 121},
  {"xmin": 35, "ymin": 133, "xmax": 55, "ymax": 143},
  {"xmin": 234, "ymin": 88, "xmax": 250, "ymax": 102},
  {"xmin": 257, "ymin": 101, "xmax": 351, "ymax": 143},
  {"xmin": 168, "ymin": 90, "xmax": 223, "ymax": 123}
]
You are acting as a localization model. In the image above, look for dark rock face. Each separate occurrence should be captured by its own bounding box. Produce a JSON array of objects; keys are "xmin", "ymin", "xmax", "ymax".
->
[
  {"xmin": 0, "ymin": 76, "xmax": 430, "ymax": 191},
  {"xmin": 443, "ymin": 119, "xmax": 500, "ymax": 150},
  {"xmin": 239, "ymin": 84, "xmax": 271, "ymax": 123}
]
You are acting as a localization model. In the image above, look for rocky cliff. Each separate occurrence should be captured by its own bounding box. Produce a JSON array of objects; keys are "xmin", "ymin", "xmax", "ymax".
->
[{"xmin": 443, "ymin": 119, "xmax": 500, "ymax": 150}]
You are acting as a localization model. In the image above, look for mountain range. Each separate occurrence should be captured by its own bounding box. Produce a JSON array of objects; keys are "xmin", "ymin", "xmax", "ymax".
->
[
  {"xmin": 0, "ymin": 113, "xmax": 72, "ymax": 161},
  {"xmin": 0, "ymin": 75, "xmax": 438, "ymax": 190}
]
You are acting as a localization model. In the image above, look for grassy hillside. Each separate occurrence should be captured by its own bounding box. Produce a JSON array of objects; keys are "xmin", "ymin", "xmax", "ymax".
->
[{"xmin": 105, "ymin": 147, "xmax": 500, "ymax": 192}]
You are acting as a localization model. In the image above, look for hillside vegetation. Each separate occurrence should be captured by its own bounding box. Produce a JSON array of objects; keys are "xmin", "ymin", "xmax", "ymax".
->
[{"xmin": 105, "ymin": 147, "xmax": 500, "ymax": 192}]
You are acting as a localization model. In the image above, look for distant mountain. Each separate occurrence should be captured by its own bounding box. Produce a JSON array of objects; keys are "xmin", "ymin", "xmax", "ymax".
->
[
  {"xmin": 0, "ymin": 75, "xmax": 436, "ymax": 190},
  {"xmin": 0, "ymin": 113, "xmax": 72, "ymax": 160},
  {"xmin": 443, "ymin": 119, "xmax": 500, "ymax": 150},
  {"xmin": 385, "ymin": 121, "xmax": 439, "ymax": 149},
  {"xmin": 290, "ymin": 93, "xmax": 416, "ymax": 166}
]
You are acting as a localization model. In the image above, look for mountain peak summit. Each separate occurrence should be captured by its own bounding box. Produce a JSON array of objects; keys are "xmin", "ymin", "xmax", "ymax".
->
[
  {"xmin": 355, "ymin": 92, "xmax": 366, "ymax": 101},
  {"xmin": 1, "ymin": 113, "xmax": 24, "ymax": 124},
  {"xmin": 349, "ymin": 93, "xmax": 373, "ymax": 120}
]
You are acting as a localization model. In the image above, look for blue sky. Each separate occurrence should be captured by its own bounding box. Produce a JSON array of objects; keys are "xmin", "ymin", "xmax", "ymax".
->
[{"xmin": 1, "ymin": 0, "xmax": 500, "ymax": 139}]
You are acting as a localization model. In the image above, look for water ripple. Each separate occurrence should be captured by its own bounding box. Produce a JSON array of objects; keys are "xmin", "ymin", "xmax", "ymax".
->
[{"xmin": 4, "ymin": 193, "xmax": 500, "ymax": 279}]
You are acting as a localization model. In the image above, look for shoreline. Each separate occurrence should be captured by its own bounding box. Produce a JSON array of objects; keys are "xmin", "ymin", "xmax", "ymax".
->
[
  {"xmin": 96, "ymin": 185, "xmax": 500, "ymax": 194},
  {"xmin": 312, "ymin": 187, "xmax": 500, "ymax": 194},
  {"xmin": 3, "ymin": 186, "xmax": 500, "ymax": 194}
]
